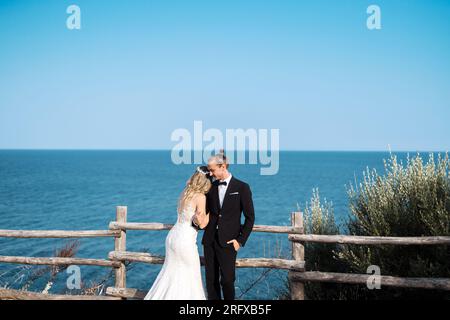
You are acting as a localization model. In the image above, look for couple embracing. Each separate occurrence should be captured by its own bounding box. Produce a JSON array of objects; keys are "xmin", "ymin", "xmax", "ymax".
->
[{"xmin": 144, "ymin": 152, "xmax": 255, "ymax": 300}]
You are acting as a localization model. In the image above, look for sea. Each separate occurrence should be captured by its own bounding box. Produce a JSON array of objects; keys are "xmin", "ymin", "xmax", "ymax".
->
[{"xmin": 0, "ymin": 150, "xmax": 441, "ymax": 299}]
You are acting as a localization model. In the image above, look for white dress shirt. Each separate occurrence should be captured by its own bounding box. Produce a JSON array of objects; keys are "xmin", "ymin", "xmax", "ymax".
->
[{"xmin": 218, "ymin": 174, "xmax": 232, "ymax": 208}]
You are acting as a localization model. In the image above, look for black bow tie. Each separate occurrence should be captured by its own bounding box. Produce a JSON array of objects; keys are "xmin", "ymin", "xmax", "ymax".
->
[{"xmin": 215, "ymin": 180, "xmax": 227, "ymax": 186}]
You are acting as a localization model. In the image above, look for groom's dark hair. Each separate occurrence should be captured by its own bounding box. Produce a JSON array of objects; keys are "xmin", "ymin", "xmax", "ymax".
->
[
  {"xmin": 198, "ymin": 165, "xmax": 214, "ymax": 183},
  {"xmin": 198, "ymin": 165, "xmax": 210, "ymax": 175}
]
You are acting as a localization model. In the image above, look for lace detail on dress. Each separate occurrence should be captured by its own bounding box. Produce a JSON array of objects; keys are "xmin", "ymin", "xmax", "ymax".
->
[{"xmin": 177, "ymin": 203, "xmax": 196, "ymax": 224}]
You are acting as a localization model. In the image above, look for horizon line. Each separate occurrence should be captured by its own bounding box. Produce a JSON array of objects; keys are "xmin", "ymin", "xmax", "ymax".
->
[{"xmin": 0, "ymin": 148, "xmax": 448, "ymax": 153}]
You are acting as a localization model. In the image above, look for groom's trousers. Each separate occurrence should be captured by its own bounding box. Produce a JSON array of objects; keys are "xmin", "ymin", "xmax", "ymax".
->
[{"xmin": 203, "ymin": 231, "xmax": 237, "ymax": 300}]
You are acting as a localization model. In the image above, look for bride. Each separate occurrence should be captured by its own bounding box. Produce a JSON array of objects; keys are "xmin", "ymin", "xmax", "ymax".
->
[{"xmin": 144, "ymin": 166, "xmax": 211, "ymax": 300}]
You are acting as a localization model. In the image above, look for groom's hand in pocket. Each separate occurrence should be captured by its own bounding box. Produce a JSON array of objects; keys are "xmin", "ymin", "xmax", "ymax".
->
[{"xmin": 227, "ymin": 239, "xmax": 240, "ymax": 252}]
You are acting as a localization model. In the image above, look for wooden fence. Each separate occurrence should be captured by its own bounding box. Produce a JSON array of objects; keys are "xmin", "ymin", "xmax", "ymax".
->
[{"xmin": 0, "ymin": 206, "xmax": 449, "ymax": 300}]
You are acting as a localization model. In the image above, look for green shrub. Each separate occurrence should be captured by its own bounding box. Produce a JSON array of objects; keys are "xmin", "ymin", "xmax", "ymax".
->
[
  {"xmin": 301, "ymin": 189, "xmax": 362, "ymax": 299},
  {"xmin": 289, "ymin": 152, "xmax": 450, "ymax": 300}
]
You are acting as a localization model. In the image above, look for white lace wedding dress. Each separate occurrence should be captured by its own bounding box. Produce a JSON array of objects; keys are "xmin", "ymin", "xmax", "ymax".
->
[{"xmin": 144, "ymin": 204, "xmax": 206, "ymax": 300}]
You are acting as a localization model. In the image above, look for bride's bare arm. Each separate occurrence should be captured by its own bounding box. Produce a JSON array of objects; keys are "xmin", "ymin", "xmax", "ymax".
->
[{"xmin": 195, "ymin": 194, "xmax": 209, "ymax": 229}]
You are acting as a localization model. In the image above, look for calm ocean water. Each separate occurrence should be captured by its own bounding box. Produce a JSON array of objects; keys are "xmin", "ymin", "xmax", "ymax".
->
[{"xmin": 0, "ymin": 150, "xmax": 437, "ymax": 299}]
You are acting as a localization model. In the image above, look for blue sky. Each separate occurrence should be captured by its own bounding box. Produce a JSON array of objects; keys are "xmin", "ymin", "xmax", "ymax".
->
[{"xmin": 0, "ymin": 0, "xmax": 449, "ymax": 151}]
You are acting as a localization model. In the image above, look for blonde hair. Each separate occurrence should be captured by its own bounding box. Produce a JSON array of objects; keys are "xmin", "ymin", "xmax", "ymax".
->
[{"xmin": 178, "ymin": 171, "xmax": 212, "ymax": 212}]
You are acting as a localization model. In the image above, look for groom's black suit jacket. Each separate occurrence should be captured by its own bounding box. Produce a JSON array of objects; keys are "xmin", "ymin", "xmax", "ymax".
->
[{"xmin": 195, "ymin": 176, "xmax": 255, "ymax": 248}]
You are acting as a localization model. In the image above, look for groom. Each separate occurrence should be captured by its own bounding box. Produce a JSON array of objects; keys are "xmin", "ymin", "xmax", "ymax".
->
[{"xmin": 193, "ymin": 152, "xmax": 255, "ymax": 300}]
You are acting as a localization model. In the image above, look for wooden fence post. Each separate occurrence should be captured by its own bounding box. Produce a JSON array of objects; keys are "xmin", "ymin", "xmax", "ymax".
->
[
  {"xmin": 289, "ymin": 211, "xmax": 305, "ymax": 300},
  {"xmin": 114, "ymin": 206, "xmax": 127, "ymax": 293}
]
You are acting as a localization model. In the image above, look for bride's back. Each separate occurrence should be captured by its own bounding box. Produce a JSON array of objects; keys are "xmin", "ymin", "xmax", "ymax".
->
[
  {"xmin": 177, "ymin": 194, "xmax": 199, "ymax": 224},
  {"xmin": 176, "ymin": 169, "xmax": 211, "ymax": 226}
]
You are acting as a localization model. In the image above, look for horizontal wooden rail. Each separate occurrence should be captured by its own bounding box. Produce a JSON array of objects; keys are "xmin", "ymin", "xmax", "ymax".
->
[
  {"xmin": 109, "ymin": 251, "xmax": 165, "ymax": 264},
  {"xmin": 0, "ymin": 255, "xmax": 121, "ymax": 268},
  {"xmin": 251, "ymin": 224, "xmax": 304, "ymax": 234},
  {"xmin": 0, "ymin": 288, "xmax": 121, "ymax": 300},
  {"xmin": 108, "ymin": 251, "xmax": 305, "ymax": 271},
  {"xmin": 106, "ymin": 287, "xmax": 147, "ymax": 299},
  {"xmin": 289, "ymin": 271, "xmax": 450, "ymax": 290},
  {"xmin": 109, "ymin": 221, "xmax": 303, "ymax": 234},
  {"xmin": 0, "ymin": 229, "xmax": 120, "ymax": 239},
  {"xmin": 2, "ymin": 208, "xmax": 449, "ymax": 300},
  {"xmin": 109, "ymin": 222, "xmax": 173, "ymax": 231},
  {"xmin": 288, "ymin": 234, "xmax": 450, "ymax": 245}
]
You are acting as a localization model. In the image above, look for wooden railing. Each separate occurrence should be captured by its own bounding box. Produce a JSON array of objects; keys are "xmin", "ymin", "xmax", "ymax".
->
[{"xmin": 0, "ymin": 206, "xmax": 449, "ymax": 300}]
